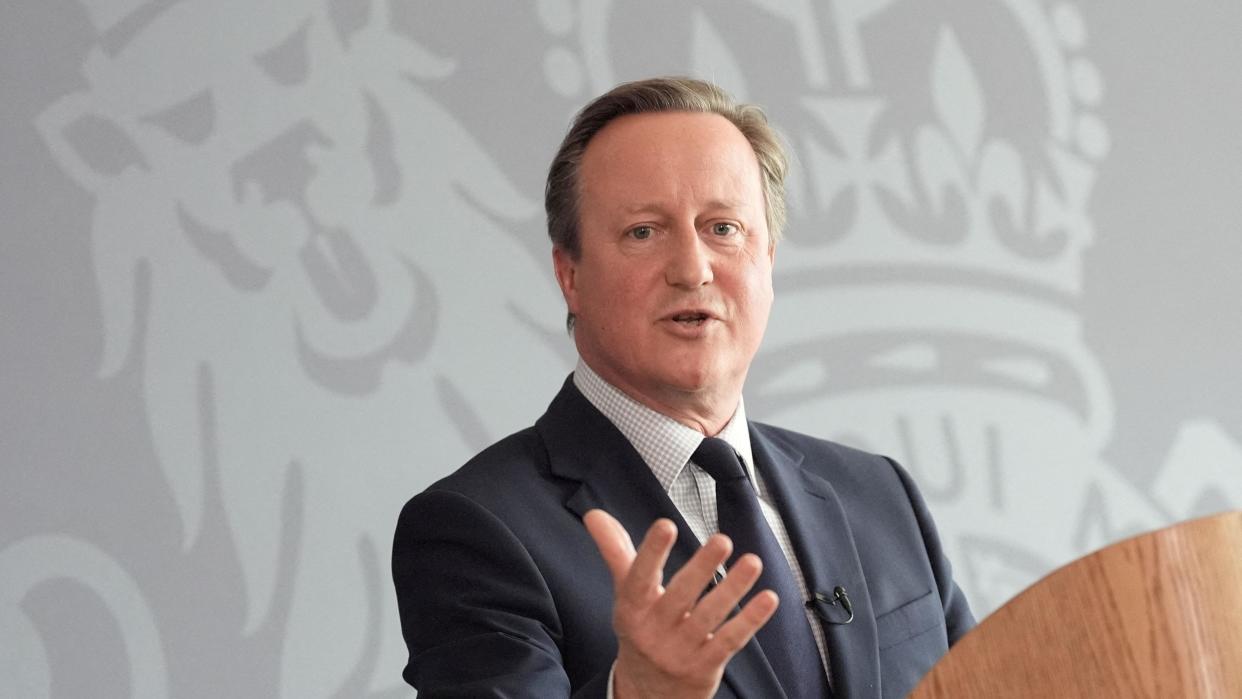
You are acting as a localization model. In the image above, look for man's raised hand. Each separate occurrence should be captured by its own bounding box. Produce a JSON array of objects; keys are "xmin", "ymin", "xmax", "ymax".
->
[{"xmin": 583, "ymin": 509, "xmax": 778, "ymax": 699}]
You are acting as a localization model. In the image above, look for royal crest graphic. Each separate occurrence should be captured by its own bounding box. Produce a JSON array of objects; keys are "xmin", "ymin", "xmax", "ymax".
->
[{"xmin": 27, "ymin": 1, "xmax": 568, "ymax": 695}]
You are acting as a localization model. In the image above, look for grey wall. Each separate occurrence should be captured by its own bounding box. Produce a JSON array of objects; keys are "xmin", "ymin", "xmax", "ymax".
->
[{"xmin": 4, "ymin": 1, "xmax": 1240, "ymax": 696}]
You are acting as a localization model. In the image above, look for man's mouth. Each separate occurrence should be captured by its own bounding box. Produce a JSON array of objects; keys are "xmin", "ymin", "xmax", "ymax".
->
[{"xmin": 669, "ymin": 311, "xmax": 711, "ymax": 326}]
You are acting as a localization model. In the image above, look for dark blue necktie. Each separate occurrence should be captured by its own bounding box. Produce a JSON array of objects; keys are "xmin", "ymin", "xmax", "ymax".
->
[{"xmin": 692, "ymin": 437, "xmax": 832, "ymax": 699}]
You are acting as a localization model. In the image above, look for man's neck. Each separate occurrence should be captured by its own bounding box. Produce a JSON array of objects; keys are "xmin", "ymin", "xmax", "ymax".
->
[
  {"xmin": 573, "ymin": 359, "xmax": 757, "ymax": 491},
  {"xmin": 575, "ymin": 359, "xmax": 741, "ymax": 436}
]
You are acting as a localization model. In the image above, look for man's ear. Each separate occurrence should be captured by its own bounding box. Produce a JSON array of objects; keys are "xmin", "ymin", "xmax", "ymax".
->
[{"xmin": 552, "ymin": 246, "xmax": 580, "ymax": 313}]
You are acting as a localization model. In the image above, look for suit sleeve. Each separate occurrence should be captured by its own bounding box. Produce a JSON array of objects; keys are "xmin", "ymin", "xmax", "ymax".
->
[
  {"xmin": 392, "ymin": 488, "xmax": 609, "ymax": 698},
  {"xmin": 884, "ymin": 457, "xmax": 976, "ymax": 644}
]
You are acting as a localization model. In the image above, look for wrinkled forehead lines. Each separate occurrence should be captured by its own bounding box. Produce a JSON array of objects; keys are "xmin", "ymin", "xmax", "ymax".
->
[
  {"xmin": 582, "ymin": 111, "xmax": 756, "ymax": 168},
  {"xmin": 578, "ymin": 112, "xmax": 765, "ymax": 215}
]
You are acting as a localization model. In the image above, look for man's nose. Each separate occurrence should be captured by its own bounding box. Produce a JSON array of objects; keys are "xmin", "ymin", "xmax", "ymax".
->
[{"xmin": 663, "ymin": 227, "xmax": 714, "ymax": 288}]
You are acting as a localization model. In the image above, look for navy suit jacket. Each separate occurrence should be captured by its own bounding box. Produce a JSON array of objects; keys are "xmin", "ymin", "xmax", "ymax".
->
[{"xmin": 393, "ymin": 377, "xmax": 974, "ymax": 697}]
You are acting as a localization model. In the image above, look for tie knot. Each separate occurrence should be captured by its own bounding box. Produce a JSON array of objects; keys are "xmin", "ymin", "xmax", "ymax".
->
[{"xmin": 692, "ymin": 437, "xmax": 748, "ymax": 483}]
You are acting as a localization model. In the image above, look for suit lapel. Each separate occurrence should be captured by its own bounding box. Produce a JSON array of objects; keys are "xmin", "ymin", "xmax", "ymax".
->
[
  {"xmin": 538, "ymin": 378, "xmax": 701, "ymax": 574},
  {"xmin": 537, "ymin": 378, "xmax": 786, "ymax": 698},
  {"xmin": 750, "ymin": 425, "xmax": 881, "ymax": 699}
]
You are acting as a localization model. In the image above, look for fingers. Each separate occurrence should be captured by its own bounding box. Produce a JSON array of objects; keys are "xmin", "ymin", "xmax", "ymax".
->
[
  {"xmin": 619, "ymin": 518, "xmax": 677, "ymax": 607},
  {"xmin": 584, "ymin": 509, "xmax": 636, "ymax": 584},
  {"xmin": 585, "ymin": 510, "xmax": 679, "ymax": 598},
  {"xmin": 583, "ymin": 509, "xmax": 778, "ymax": 695},
  {"xmin": 684, "ymin": 552, "xmax": 764, "ymax": 635},
  {"xmin": 630, "ymin": 518, "xmax": 680, "ymax": 595},
  {"xmin": 656, "ymin": 533, "xmax": 733, "ymax": 623},
  {"xmin": 709, "ymin": 589, "xmax": 779, "ymax": 659},
  {"xmin": 585, "ymin": 510, "xmax": 771, "ymax": 641},
  {"xmin": 658, "ymin": 548, "xmax": 777, "ymax": 669}
]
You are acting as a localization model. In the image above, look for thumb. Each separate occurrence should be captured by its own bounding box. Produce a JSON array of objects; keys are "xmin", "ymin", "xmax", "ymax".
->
[{"xmin": 583, "ymin": 509, "xmax": 635, "ymax": 584}]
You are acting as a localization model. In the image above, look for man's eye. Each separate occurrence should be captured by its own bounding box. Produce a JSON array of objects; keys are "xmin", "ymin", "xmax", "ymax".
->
[
  {"xmin": 629, "ymin": 226, "xmax": 653, "ymax": 240},
  {"xmin": 712, "ymin": 222, "xmax": 738, "ymax": 236}
]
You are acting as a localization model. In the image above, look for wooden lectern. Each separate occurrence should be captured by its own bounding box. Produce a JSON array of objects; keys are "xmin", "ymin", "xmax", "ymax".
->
[{"xmin": 909, "ymin": 511, "xmax": 1242, "ymax": 698}]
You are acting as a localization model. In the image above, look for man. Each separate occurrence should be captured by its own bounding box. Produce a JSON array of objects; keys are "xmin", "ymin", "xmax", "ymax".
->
[{"xmin": 393, "ymin": 77, "xmax": 974, "ymax": 698}]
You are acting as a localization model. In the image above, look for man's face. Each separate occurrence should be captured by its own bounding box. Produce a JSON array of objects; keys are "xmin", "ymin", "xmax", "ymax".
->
[{"xmin": 554, "ymin": 111, "xmax": 775, "ymax": 420}]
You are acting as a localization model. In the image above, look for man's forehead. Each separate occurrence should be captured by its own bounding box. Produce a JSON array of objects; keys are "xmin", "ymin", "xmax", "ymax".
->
[
  {"xmin": 581, "ymin": 113, "xmax": 759, "ymax": 181},
  {"xmin": 586, "ymin": 111, "xmax": 749, "ymax": 155},
  {"xmin": 576, "ymin": 115, "xmax": 765, "ymax": 230}
]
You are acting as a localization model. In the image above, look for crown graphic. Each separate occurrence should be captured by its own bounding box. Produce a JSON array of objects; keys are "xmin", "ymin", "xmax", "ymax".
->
[
  {"xmin": 782, "ymin": 8, "xmax": 1106, "ymax": 304},
  {"xmin": 759, "ymin": 5, "xmax": 1112, "ymax": 439}
]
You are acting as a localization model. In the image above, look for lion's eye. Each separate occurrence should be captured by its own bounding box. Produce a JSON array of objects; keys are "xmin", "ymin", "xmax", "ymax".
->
[
  {"xmin": 143, "ymin": 90, "xmax": 215, "ymax": 145},
  {"xmin": 628, "ymin": 225, "xmax": 653, "ymax": 240}
]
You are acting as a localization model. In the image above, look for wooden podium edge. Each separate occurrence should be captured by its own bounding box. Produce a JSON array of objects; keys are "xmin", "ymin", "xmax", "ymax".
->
[{"xmin": 909, "ymin": 509, "xmax": 1242, "ymax": 698}]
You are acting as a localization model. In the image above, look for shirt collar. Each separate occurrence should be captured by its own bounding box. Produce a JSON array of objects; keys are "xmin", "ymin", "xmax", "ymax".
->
[{"xmin": 573, "ymin": 359, "xmax": 756, "ymax": 491}]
